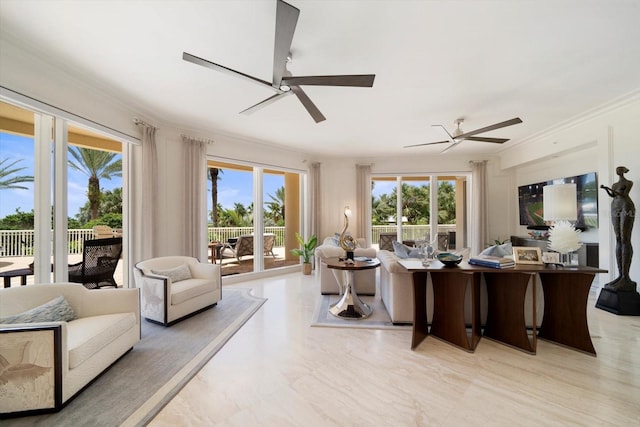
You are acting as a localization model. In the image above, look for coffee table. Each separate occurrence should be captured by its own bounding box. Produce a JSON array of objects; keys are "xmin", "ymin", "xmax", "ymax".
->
[{"xmin": 324, "ymin": 257, "xmax": 380, "ymax": 319}]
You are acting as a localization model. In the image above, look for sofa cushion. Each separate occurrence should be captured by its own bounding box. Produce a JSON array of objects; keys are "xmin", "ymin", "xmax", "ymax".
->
[
  {"xmin": 392, "ymin": 240, "xmax": 422, "ymax": 259},
  {"xmin": 66, "ymin": 312, "xmax": 136, "ymax": 369},
  {"xmin": 170, "ymin": 278, "xmax": 216, "ymax": 305},
  {"xmin": 0, "ymin": 295, "xmax": 77, "ymax": 324},
  {"xmin": 151, "ymin": 264, "xmax": 192, "ymax": 283}
]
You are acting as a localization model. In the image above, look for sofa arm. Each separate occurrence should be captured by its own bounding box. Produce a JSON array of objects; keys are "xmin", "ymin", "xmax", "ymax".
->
[
  {"xmin": 188, "ymin": 261, "xmax": 221, "ymax": 282},
  {"xmin": 74, "ymin": 287, "xmax": 140, "ymax": 326},
  {"xmin": 0, "ymin": 324, "xmax": 64, "ymax": 414},
  {"xmin": 135, "ymin": 272, "xmax": 168, "ymax": 324}
]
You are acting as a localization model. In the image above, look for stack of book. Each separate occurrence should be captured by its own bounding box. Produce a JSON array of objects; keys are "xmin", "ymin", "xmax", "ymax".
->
[{"xmin": 468, "ymin": 254, "xmax": 515, "ymax": 269}]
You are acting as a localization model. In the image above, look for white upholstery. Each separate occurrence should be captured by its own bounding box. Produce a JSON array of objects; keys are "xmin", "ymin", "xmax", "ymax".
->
[
  {"xmin": 134, "ymin": 256, "xmax": 222, "ymax": 326},
  {"xmin": 0, "ymin": 283, "xmax": 140, "ymax": 412},
  {"xmin": 315, "ymin": 237, "xmax": 377, "ymax": 295},
  {"xmin": 377, "ymin": 249, "xmax": 542, "ymax": 327}
]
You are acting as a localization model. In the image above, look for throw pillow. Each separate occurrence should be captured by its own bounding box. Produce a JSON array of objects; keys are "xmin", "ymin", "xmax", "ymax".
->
[
  {"xmin": 480, "ymin": 242, "xmax": 513, "ymax": 257},
  {"xmin": 392, "ymin": 240, "xmax": 422, "ymax": 259},
  {"xmin": 0, "ymin": 295, "xmax": 77, "ymax": 324},
  {"xmin": 151, "ymin": 264, "xmax": 192, "ymax": 283}
]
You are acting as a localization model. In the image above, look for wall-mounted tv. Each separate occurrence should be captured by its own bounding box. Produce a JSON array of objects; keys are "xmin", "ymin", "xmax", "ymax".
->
[{"xmin": 518, "ymin": 172, "xmax": 598, "ymax": 229}]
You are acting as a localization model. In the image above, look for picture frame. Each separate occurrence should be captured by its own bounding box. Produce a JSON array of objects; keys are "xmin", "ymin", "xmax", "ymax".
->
[
  {"xmin": 542, "ymin": 251, "xmax": 560, "ymax": 264},
  {"xmin": 513, "ymin": 246, "xmax": 544, "ymax": 265}
]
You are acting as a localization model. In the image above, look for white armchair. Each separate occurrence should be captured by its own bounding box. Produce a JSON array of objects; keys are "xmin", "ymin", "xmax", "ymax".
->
[
  {"xmin": 133, "ymin": 256, "xmax": 222, "ymax": 326},
  {"xmin": 315, "ymin": 237, "xmax": 377, "ymax": 295}
]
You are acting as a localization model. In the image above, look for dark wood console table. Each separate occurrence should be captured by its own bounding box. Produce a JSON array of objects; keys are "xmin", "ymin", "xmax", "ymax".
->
[{"xmin": 399, "ymin": 260, "xmax": 606, "ymax": 355}]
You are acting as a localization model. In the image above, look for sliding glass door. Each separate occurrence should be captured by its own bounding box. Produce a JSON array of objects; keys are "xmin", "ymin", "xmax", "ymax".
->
[
  {"xmin": 0, "ymin": 99, "xmax": 127, "ymax": 287},
  {"xmin": 206, "ymin": 159, "xmax": 303, "ymax": 276},
  {"xmin": 371, "ymin": 174, "xmax": 468, "ymax": 251}
]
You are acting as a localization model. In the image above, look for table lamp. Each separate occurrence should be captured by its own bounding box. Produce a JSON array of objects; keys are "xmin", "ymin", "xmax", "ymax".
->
[{"xmin": 543, "ymin": 183, "xmax": 581, "ymax": 265}]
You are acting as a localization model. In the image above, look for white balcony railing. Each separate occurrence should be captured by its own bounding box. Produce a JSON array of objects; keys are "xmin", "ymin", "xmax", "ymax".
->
[{"xmin": 0, "ymin": 224, "xmax": 456, "ymax": 258}]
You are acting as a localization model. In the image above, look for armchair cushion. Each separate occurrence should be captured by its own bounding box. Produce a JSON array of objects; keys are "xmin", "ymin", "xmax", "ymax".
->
[
  {"xmin": 0, "ymin": 295, "xmax": 77, "ymax": 324},
  {"xmin": 151, "ymin": 264, "xmax": 192, "ymax": 283},
  {"xmin": 66, "ymin": 312, "xmax": 136, "ymax": 369}
]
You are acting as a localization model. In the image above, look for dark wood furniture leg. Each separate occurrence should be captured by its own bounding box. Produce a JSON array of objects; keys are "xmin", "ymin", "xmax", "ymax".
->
[
  {"xmin": 411, "ymin": 271, "xmax": 429, "ymax": 350},
  {"xmin": 429, "ymin": 271, "xmax": 481, "ymax": 352},
  {"xmin": 538, "ymin": 272, "xmax": 597, "ymax": 355},
  {"xmin": 484, "ymin": 272, "xmax": 537, "ymax": 354}
]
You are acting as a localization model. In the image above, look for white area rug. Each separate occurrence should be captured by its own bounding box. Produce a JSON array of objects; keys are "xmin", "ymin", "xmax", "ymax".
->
[{"xmin": 311, "ymin": 294, "xmax": 411, "ymax": 330}]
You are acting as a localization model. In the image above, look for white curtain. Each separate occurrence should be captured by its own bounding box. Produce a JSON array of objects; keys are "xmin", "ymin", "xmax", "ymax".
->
[
  {"xmin": 308, "ymin": 162, "xmax": 321, "ymax": 240},
  {"xmin": 470, "ymin": 160, "xmax": 489, "ymax": 256},
  {"xmin": 131, "ymin": 123, "xmax": 158, "ymax": 263},
  {"xmin": 356, "ymin": 164, "xmax": 372, "ymax": 246},
  {"xmin": 182, "ymin": 135, "xmax": 207, "ymax": 260}
]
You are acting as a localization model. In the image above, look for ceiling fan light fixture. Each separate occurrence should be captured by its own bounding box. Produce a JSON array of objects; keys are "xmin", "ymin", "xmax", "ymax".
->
[{"xmin": 279, "ymin": 84, "xmax": 291, "ymax": 92}]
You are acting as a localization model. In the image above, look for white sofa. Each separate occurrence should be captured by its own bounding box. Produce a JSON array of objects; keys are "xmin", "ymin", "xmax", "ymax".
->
[
  {"xmin": 0, "ymin": 283, "xmax": 140, "ymax": 415},
  {"xmin": 315, "ymin": 237, "xmax": 377, "ymax": 295},
  {"xmin": 377, "ymin": 249, "xmax": 542, "ymax": 327},
  {"xmin": 134, "ymin": 256, "xmax": 222, "ymax": 326}
]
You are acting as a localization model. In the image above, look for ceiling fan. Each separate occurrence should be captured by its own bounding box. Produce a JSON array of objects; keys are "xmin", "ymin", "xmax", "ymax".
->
[
  {"xmin": 404, "ymin": 117, "xmax": 523, "ymax": 153},
  {"xmin": 182, "ymin": 0, "xmax": 375, "ymax": 123}
]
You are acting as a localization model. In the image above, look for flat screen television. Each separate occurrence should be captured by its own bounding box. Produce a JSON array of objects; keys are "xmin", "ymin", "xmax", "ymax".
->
[{"xmin": 518, "ymin": 172, "xmax": 598, "ymax": 229}]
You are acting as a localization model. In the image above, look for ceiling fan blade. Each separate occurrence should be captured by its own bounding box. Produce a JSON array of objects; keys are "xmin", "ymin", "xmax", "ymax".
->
[
  {"xmin": 432, "ymin": 124, "xmax": 456, "ymax": 144},
  {"xmin": 465, "ymin": 136, "xmax": 510, "ymax": 144},
  {"xmin": 183, "ymin": 52, "xmax": 276, "ymax": 90},
  {"xmin": 291, "ymin": 86, "xmax": 326, "ymax": 123},
  {"xmin": 403, "ymin": 140, "xmax": 449, "ymax": 148},
  {"xmin": 457, "ymin": 117, "xmax": 523, "ymax": 139},
  {"xmin": 440, "ymin": 142, "xmax": 461, "ymax": 154},
  {"xmin": 272, "ymin": 0, "xmax": 300, "ymax": 89},
  {"xmin": 282, "ymin": 74, "xmax": 376, "ymax": 87},
  {"xmin": 240, "ymin": 92, "xmax": 293, "ymax": 115}
]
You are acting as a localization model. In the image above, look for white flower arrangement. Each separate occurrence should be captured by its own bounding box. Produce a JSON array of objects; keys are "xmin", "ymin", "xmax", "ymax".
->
[{"xmin": 547, "ymin": 220, "xmax": 582, "ymax": 254}]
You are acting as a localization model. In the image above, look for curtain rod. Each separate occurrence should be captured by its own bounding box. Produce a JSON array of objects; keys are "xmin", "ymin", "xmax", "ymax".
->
[
  {"xmin": 181, "ymin": 134, "xmax": 214, "ymax": 145},
  {"xmin": 133, "ymin": 117, "xmax": 155, "ymax": 128}
]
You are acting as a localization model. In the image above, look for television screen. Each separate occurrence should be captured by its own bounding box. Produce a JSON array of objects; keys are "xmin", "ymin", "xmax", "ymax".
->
[{"xmin": 518, "ymin": 172, "xmax": 598, "ymax": 229}]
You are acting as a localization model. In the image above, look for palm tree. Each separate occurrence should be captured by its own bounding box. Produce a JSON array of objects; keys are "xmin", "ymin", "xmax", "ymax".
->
[
  {"xmin": 264, "ymin": 186, "xmax": 285, "ymax": 226},
  {"xmin": 68, "ymin": 147, "xmax": 122, "ymax": 220},
  {"xmin": 209, "ymin": 167, "xmax": 223, "ymax": 226},
  {"xmin": 0, "ymin": 158, "xmax": 33, "ymax": 190}
]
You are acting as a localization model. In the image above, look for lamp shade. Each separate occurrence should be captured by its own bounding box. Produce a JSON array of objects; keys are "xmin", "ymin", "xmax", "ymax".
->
[{"xmin": 543, "ymin": 183, "xmax": 577, "ymax": 221}]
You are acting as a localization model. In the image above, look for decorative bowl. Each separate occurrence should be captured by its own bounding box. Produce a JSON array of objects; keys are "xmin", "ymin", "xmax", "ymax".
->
[{"xmin": 437, "ymin": 252, "xmax": 463, "ymax": 267}]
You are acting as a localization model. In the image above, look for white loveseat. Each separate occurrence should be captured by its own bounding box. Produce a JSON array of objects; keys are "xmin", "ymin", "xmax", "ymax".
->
[
  {"xmin": 134, "ymin": 256, "xmax": 222, "ymax": 326},
  {"xmin": 315, "ymin": 237, "xmax": 377, "ymax": 295},
  {"xmin": 0, "ymin": 283, "xmax": 140, "ymax": 415}
]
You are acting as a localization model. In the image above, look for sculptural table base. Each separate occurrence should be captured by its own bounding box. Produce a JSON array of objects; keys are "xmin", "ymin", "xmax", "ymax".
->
[
  {"xmin": 596, "ymin": 288, "xmax": 640, "ymax": 316},
  {"xmin": 325, "ymin": 258, "xmax": 380, "ymax": 320},
  {"xmin": 329, "ymin": 269, "xmax": 372, "ymax": 319}
]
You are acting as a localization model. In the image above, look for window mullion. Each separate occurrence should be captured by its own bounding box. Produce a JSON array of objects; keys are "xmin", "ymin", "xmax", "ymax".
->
[
  {"xmin": 33, "ymin": 114, "xmax": 53, "ymax": 282},
  {"xmin": 53, "ymin": 118, "xmax": 68, "ymax": 281}
]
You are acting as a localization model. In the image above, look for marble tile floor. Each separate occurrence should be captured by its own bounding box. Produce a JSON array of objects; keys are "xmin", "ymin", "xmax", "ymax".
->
[{"xmin": 150, "ymin": 272, "xmax": 640, "ymax": 426}]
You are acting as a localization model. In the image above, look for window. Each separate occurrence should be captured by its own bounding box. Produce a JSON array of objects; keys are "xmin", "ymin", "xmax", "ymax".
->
[
  {"xmin": 207, "ymin": 159, "xmax": 303, "ymax": 276},
  {"xmin": 371, "ymin": 174, "xmax": 468, "ymax": 251},
  {"xmin": 0, "ymin": 99, "xmax": 128, "ymax": 287}
]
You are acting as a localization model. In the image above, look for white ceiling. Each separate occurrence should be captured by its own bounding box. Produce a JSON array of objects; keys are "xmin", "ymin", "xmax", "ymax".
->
[{"xmin": 1, "ymin": 0, "xmax": 639, "ymax": 157}]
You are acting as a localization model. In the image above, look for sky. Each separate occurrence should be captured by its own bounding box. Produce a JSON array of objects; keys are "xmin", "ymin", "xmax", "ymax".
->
[{"xmin": 1, "ymin": 132, "xmax": 283, "ymax": 220}]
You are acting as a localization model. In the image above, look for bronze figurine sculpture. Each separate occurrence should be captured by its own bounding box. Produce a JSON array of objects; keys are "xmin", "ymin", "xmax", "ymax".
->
[{"xmin": 600, "ymin": 166, "xmax": 636, "ymax": 292}]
